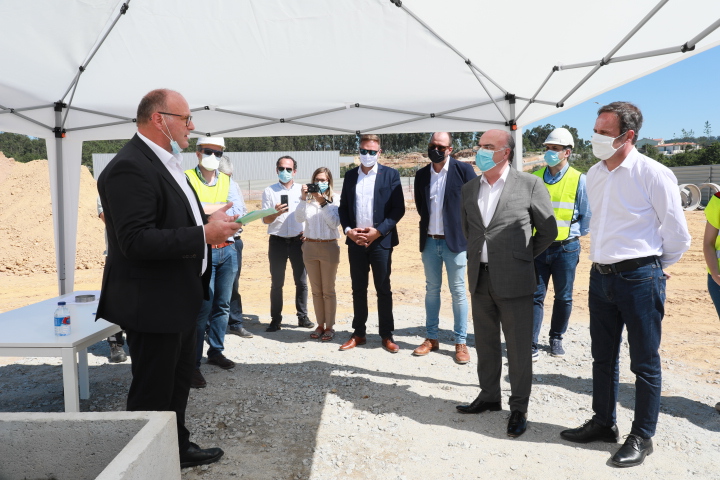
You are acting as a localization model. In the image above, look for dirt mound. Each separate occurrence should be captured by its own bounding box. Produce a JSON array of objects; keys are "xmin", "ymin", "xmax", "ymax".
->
[{"xmin": 0, "ymin": 153, "xmax": 105, "ymax": 276}]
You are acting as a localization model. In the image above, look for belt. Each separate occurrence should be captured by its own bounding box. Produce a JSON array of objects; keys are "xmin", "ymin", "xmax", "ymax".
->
[
  {"xmin": 592, "ymin": 255, "xmax": 658, "ymax": 274},
  {"xmin": 305, "ymin": 238, "xmax": 337, "ymax": 243},
  {"xmin": 271, "ymin": 234, "xmax": 303, "ymax": 243},
  {"xmin": 551, "ymin": 237, "xmax": 578, "ymax": 247},
  {"xmin": 427, "ymin": 234, "xmax": 445, "ymax": 239},
  {"xmin": 478, "ymin": 262, "xmax": 489, "ymax": 272},
  {"xmin": 211, "ymin": 241, "xmax": 234, "ymax": 249}
]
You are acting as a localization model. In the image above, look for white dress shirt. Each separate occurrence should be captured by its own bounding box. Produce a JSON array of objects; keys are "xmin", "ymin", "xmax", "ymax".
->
[
  {"xmin": 295, "ymin": 193, "xmax": 341, "ymax": 240},
  {"xmin": 428, "ymin": 160, "xmax": 450, "ymax": 236},
  {"xmin": 477, "ymin": 165, "xmax": 510, "ymax": 263},
  {"xmin": 137, "ymin": 132, "xmax": 207, "ymax": 274},
  {"xmin": 262, "ymin": 181, "xmax": 304, "ymax": 237},
  {"xmin": 587, "ymin": 148, "xmax": 691, "ymax": 268},
  {"xmin": 354, "ymin": 163, "xmax": 378, "ymax": 229}
]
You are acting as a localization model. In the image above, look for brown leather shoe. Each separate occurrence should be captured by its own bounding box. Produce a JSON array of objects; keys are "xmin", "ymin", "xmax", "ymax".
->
[
  {"xmin": 455, "ymin": 344, "xmax": 470, "ymax": 364},
  {"xmin": 191, "ymin": 368, "xmax": 206, "ymax": 389},
  {"xmin": 382, "ymin": 337, "xmax": 400, "ymax": 353},
  {"xmin": 339, "ymin": 335, "xmax": 366, "ymax": 351},
  {"xmin": 413, "ymin": 338, "xmax": 439, "ymax": 356},
  {"xmin": 207, "ymin": 353, "xmax": 235, "ymax": 370}
]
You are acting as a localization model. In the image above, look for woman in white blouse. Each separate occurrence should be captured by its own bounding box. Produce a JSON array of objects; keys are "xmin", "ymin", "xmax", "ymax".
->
[{"xmin": 295, "ymin": 167, "xmax": 341, "ymax": 341}]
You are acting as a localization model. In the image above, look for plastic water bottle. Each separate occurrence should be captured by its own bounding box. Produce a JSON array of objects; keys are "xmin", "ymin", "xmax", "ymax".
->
[{"xmin": 54, "ymin": 301, "xmax": 71, "ymax": 336}]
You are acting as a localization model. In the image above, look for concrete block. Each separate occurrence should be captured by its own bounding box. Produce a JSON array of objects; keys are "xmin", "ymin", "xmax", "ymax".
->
[{"xmin": 0, "ymin": 411, "xmax": 180, "ymax": 480}]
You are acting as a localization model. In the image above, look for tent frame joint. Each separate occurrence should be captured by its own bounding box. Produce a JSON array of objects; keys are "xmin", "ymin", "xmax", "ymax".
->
[
  {"xmin": 390, "ymin": 0, "xmax": 402, "ymax": 7},
  {"xmin": 53, "ymin": 127, "xmax": 66, "ymax": 139},
  {"xmin": 120, "ymin": 2, "xmax": 129, "ymax": 14},
  {"xmin": 54, "ymin": 102, "xmax": 66, "ymax": 112},
  {"xmin": 681, "ymin": 42, "xmax": 696, "ymax": 53}
]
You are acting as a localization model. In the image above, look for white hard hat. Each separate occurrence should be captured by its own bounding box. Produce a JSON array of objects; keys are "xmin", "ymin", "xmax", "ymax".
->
[
  {"xmin": 543, "ymin": 128, "xmax": 574, "ymax": 148},
  {"xmin": 197, "ymin": 136, "xmax": 225, "ymax": 148}
]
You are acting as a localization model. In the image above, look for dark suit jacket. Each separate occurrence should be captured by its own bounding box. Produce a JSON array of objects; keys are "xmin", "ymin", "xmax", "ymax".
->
[
  {"xmin": 461, "ymin": 167, "xmax": 556, "ymax": 298},
  {"xmin": 414, "ymin": 157, "xmax": 477, "ymax": 253},
  {"xmin": 338, "ymin": 163, "xmax": 405, "ymax": 249},
  {"xmin": 96, "ymin": 134, "xmax": 211, "ymax": 333}
]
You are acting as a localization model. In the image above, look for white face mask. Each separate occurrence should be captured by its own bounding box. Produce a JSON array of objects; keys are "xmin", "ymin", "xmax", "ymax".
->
[
  {"xmin": 201, "ymin": 154, "xmax": 220, "ymax": 171},
  {"xmin": 359, "ymin": 153, "xmax": 378, "ymax": 168},
  {"xmin": 591, "ymin": 132, "xmax": 627, "ymax": 160}
]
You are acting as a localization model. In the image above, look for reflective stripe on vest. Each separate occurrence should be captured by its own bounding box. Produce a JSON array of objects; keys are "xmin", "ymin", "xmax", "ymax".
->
[
  {"xmin": 533, "ymin": 166, "xmax": 581, "ymax": 241},
  {"xmin": 185, "ymin": 168, "xmax": 231, "ymax": 204}
]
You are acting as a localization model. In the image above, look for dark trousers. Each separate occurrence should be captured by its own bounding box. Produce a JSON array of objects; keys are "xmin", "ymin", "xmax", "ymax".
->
[
  {"xmin": 269, "ymin": 235, "xmax": 308, "ymax": 323},
  {"xmin": 589, "ymin": 261, "xmax": 665, "ymax": 438},
  {"xmin": 125, "ymin": 325, "xmax": 196, "ymax": 454},
  {"xmin": 228, "ymin": 238, "xmax": 244, "ymax": 327},
  {"xmin": 348, "ymin": 242, "xmax": 395, "ymax": 338},
  {"xmin": 471, "ymin": 269, "xmax": 533, "ymax": 413}
]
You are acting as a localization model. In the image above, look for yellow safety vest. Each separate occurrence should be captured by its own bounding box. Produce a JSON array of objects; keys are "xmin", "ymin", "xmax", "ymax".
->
[
  {"xmin": 533, "ymin": 166, "xmax": 581, "ymax": 241},
  {"xmin": 185, "ymin": 168, "xmax": 231, "ymax": 204},
  {"xmin": 704, "ymin": 193, "xmax": 720, "ymax": 271}
]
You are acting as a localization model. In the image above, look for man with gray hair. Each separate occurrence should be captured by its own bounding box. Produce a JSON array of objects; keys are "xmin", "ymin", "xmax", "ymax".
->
[
  {"xmin": 456, "ymin": 129, "xmax": 556, "ymax": 439},
  {"xmin": 560, "ymin": 102, "xmax": 691, "ymax": 467},
  {"xmin": 217, "ymin": 157, "xmax": 252, "ymax": 339}
]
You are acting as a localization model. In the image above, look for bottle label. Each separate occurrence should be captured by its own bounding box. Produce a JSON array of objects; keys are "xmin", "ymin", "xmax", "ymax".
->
[{"xmin": 54, "ymin": 316, "xmax": 70, "ymax": 327}]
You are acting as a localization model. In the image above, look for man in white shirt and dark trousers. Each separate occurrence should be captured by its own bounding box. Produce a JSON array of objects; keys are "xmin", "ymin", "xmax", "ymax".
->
[
  {"xmin": 560, "ymin": 102, "xmax": 691, "ymax": 468},
  {"xmin": 262, "ymin": 156, "xmax": 314, "ymax": 332},
  {"xmin": 338, "ymin": 134, "xmax": 406, "ymax": 353}
]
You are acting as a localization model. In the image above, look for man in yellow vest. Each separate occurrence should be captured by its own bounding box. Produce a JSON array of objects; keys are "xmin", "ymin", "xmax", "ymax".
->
[
  {"xmin": 531, "ymin": 128, "xmax": 591, "ymax": 360},
  {"xmin": 186, "ymin": 137, "xmax": 244, "ymax": 388}
]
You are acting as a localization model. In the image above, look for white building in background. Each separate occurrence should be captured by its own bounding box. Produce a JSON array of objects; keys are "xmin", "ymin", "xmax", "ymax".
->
[{"xmin": 656, "ymin": 142, "xmax": 701, "ymax": 155}]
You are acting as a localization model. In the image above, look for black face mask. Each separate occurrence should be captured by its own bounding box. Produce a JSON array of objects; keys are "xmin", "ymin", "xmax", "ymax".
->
[{"xmin": 428, "ymin": 147, "xmax": 446, "ymax": 163}]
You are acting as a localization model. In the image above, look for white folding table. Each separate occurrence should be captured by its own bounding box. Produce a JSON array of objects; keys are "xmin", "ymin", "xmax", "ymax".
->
[{"xmin": 0, "ymin": 290, "xmax": 121, "ymax": 412}]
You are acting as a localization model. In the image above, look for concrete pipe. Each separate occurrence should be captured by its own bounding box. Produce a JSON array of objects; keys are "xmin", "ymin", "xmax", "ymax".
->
[
  {"xmin": 698, "ymin": 183, "xmax": 720, "ymax": 207},
  {"xmin": 679, "ymin": 184, "xmax": 701, "ymax": 211}
]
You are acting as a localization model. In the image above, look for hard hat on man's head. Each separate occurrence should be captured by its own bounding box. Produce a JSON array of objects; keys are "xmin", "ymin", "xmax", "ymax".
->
[
  {"xmin": 197, "ymin": 136, "xmax": 226, "ymax": 149},
  {"xmin": 543, "ymin": 128, "xmax": 574, "ymax": 148}
]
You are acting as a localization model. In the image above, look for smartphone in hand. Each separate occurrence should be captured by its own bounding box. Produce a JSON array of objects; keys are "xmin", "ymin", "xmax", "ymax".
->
[{"xmin": 280, "ymin": 194, "xmax": 288, "ymax": 206}]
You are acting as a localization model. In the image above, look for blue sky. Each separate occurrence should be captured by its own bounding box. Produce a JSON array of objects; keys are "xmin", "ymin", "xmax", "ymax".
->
[{"xmin": 523, "ymin": 46, "xmax": 720, "ymax": 142}]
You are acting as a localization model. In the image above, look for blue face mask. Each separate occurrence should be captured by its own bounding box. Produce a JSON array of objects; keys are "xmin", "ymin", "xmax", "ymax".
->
[
  {"xmin": 317, "ymin": 181, "xmax": 329, "ymax": 193},
  {"xmin": 161, "ymin": 115, "xmax": 183, "ymax": 155},
  {"xmin": 475, "ymin": 148, "xmax": 502, "ymax": 172},
  {"xmin": 278, "ymin": 170, "xmax": 293, "ymax": 183},
  {"xmin": 544, "ymin": 150, "xmax": 563, "ymax": 167}
]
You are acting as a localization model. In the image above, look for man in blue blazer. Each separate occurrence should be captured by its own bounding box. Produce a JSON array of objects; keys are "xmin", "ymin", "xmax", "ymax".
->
[
  {"xmin": 413, "ymin": 132, "xmax": 477, "ymax": 364},
  {"xmin": 338, "ymin": 134, "xmax": 406, "ymax": 353}
]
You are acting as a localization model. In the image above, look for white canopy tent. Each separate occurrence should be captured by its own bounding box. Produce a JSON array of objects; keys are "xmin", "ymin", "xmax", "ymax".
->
[{"xmin": 0, "ymin": 0, "xmax": 718, "ymax": 294}]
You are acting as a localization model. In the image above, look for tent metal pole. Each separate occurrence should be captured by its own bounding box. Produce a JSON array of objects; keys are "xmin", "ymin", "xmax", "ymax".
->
[
  {"xmin": 561, "ymin": 45, "xmax": 683, "ymax": 70},
  {"xmin": 68, "ymin": 106, "xmax": 133, "ymax": 121},
  {"xmin": 467, "ymin": 64, "xmax": 508, "ymax": 123},
  {"xmin": 515, "ymin": 69, "xmax": 557, "ymax": 123},
  {"xmin": 435, "ymin": 99, "xmax": 501, "ymax": 115},
  {"xmin": 393, "ymin": 1, "xmax": 508, "ymax": 95},
  {"xmin": 358, "ymin": 104, "xmax": 428, "ymax": 117},
  {"xmin": 513, "ymin": 128, "xmax": 523, "ymax": 172},
  {"xmin": 557, "ymin": 0, "xmax": 670, "ymax": 107},
  {"xmin": 284, "ymin": 120, "xmax": 357, "ymax": 134},
  {"xmin": 9, "ymin": 112, "xmax": 53, "ymax": 131},
  {"xmin": 0, "ymin": 104, "xmax": 55, "ymax": 114},
  {"xmin": 212, "ymin": 121, "xmax": 279, "ymax": 135},
  {"xmin": 684, "ymin": 17, "xmax": 720, "ymax": 49},
  {"xmin": 515, "ymin": 97, "xmax": 556, "ymax": 106},
  {"xmin": 215, "ymin": 108, "xmax": 277, "ymax": 122},
  {"xmin": 59, "ymin": 1, "xmax": 133, "ymax": 102},
  {"xmin": 364, "ymin": 114, "xmax": 505, "ymax": 133},
  {"xmin": 54, "ymin": 105, "xmax": 67, "ymax": 294},
  {"xmin": 438, "ymin": 114, "xmax": 506, "ymax": 124},
  {"xmin": 65, "ymin": 119, "xmax": 135, "ymax": 132},
  {"xmin": 284, "ymin": 106, "xmax": 348, "ymax": 122}
]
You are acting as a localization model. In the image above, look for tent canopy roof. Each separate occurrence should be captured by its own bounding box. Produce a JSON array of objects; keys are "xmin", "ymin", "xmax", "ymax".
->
[{"xmin": 2, "ymin": 0, "xmax": 719, "ymax": 141}]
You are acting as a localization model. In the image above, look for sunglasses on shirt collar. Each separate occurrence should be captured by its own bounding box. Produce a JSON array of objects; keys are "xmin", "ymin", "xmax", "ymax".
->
[
  {"xmin": 359, "ymin": 149, "xmax": 378, "ymax": 156},
  {"xmin": 201, "ymin": 148, "xmax": 224, "ymax": 158}
]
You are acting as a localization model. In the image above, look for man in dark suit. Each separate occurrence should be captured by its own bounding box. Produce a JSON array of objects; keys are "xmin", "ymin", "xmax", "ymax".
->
[
  {"xmin": 338, "ymin": 134, "xmax": 405, "ymax": 353},
  {"xmin": 413, "ymin": 132, "xmax": 476, "ymax": 364},
  {"xmin": 456, "ymin": 129, "xmax": 556, "ymax": 438},
  {"xmin": 96, "ymin": 89, "xmax": 241, "ymax": 468}
]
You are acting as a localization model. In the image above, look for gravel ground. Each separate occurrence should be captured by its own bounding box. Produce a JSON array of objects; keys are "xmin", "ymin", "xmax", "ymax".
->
[{"xmin": 1, "ymin": 307, "xmax": 719, "ymax": 480}]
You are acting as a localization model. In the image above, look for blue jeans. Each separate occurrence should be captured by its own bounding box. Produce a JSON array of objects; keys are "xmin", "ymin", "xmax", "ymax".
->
[
  {"xmin": 532, "ymin": 238, "xmax": 581, "ymax": 345},
  {"xmin": 707, "ymin": 273, "xmax": 720, "ymax": 318},
  {"xmin": 196, "ymin": 243, "xmax": 238, "ymax": 367},
  {"xmin": 228, "ymin": 238, "xmax": 244, "ymax": 327},
  {"xmin": 589, "ymin": 260, "xmax": 666, "ymax": 438},
  {"xmin": 421, "ymin": 237, "xmax": 468, "ymax": 344}
]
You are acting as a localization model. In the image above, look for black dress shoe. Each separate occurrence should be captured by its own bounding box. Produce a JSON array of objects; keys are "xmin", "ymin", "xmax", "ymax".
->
[
  {"xmin": 611, "ymin": 434, "xmax": 653, "ymax": 468},
  {"xmin": 560, "ymin": 419, "xmax": 620, "ymax": 443},
  {"xmin": 266, "ymin": 322, "xmax": 282, "ymax": 332},
  {"xmin": 180, "ymin": 442, "xmax": 224, "ymax": 468},
  {"xmin": 507, "ymin": 410, "xmax": 527, "ymax": 438},
  {"xmin": 298, "ymin": 316, "xmax": 315, "ymax": 328},
  {"xmin": 456, "ymin": 396, "xmax": 502, "ymax": 414}
]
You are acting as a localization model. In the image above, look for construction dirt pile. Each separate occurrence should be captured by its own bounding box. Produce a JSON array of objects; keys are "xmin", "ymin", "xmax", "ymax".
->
[{"xmin": 0, "ymin": 152, "xmax": 106, "ymax": 276}]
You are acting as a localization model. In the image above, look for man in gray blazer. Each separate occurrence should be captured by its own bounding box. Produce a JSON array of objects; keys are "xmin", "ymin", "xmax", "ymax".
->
[{"xmin": 456, "ymin": 129, "xmax": 556, "ymax": 438}]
